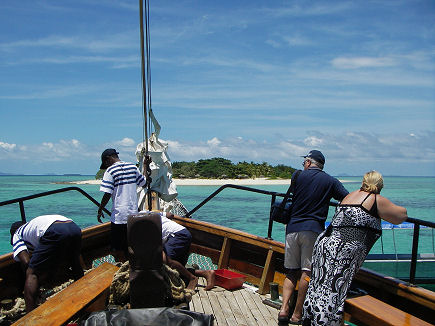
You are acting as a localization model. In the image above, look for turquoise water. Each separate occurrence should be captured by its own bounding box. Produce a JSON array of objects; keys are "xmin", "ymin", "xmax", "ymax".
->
[{"xmin": 1, "ymin": 175, "xmax": 434, "ymax": 261}]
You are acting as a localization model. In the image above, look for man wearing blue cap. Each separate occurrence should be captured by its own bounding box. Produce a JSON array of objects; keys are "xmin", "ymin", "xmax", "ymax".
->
[
  {"xmin": 278, "ymin": 150, "xmax": 348, "ymax": 325},
  {"xmin": 97, "ymin": 148, "xmax": 147, "ymax": 262}
]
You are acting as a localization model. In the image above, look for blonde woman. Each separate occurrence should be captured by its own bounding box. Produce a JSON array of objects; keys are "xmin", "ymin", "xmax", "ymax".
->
[{"xmin": 302, "ymin": 171, "xmax": 407, "ymax": 326}]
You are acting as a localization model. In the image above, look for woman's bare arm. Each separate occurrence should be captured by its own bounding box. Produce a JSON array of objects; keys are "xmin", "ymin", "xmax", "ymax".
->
[{"xmin": 377, "ymin": 195, "xmax": 408, "ymax": 225}]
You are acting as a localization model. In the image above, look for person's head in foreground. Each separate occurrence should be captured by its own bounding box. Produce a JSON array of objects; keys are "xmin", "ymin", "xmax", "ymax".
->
[
  {"xmin": 100, "ymin": 148, "xmax": 119, "ymax": 170},
  {"xmin": 10, "ymin": 221, "xmax": 25, "ymax": 245},
  {"xmin": 361, "ymin": 170, "xmax": 383, "ymax": 194},
  {"xmin": 302, "ymin": 149, "xmax": 325, "ymax": 170}
]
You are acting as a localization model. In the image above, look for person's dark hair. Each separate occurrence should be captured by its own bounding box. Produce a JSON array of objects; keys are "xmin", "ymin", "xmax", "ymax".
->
[{"xmin": 10, "ymin": 221, "xmax": 25, "ymax": 245}]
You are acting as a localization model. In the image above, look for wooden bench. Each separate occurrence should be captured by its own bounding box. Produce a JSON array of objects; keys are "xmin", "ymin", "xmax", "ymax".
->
[
  {"xmin": 12, "ymin": 262, "xmax": 119, "ymax": 326},
  {"xmin": 344, "ymin": 294, "xmax": 432, "ymax": 326}
]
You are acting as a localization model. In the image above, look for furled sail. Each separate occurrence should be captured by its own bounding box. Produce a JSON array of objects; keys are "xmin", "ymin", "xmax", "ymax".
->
[{"xmin": 136, "ymin": 132, "xmax": 178, "ymax": 209}]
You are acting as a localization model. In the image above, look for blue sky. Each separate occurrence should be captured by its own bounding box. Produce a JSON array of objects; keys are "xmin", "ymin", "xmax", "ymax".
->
[{"xmin": 1, "ymin": 0, "xmax": 434, "ymax": 176}]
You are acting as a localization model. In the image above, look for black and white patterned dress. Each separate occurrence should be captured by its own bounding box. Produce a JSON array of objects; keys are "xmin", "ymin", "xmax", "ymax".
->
[{"xmin": 303, "ymin": 193, "xmax": 381, "ymax": 326}]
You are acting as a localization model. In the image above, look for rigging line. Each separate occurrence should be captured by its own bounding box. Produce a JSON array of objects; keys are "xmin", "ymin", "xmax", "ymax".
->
[
  {"xmin": 139, "ymin": 0, "xmax": 148, "ymax": 153},
  {"xmin": 145, "ymin": 0, "xmax": 153, "ymax": 136},
  {"xmin": 140, "ymin": 0, "xmax": 153, "ymax": 211}
]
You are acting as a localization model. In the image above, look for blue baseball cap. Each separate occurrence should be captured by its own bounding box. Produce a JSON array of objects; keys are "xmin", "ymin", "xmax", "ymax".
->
[{"xmin": 302, "ymin": 150, "xmax": 325, "ymax": 165}]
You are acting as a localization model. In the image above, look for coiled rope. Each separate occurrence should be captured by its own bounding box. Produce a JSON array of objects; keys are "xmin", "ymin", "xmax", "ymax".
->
[{"xmin": 109, "ymin": 261, "xmax": 194, "ymax": 307}]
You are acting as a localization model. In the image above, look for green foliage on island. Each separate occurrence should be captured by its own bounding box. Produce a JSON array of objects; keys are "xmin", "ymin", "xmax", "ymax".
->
[
  {"xmin": 172, "ymin": 157, "xmax": 296, "ymax": 179},
  {"xmin": 95, "ymin": 169, "xmax": 105, "ymax": 180}
]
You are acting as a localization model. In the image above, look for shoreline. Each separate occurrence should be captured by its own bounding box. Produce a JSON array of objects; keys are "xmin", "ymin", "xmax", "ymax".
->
[
  {"xmin": 59, "ymin": 177, "xmax": 351, "ymax": 186},
  {"xmin": 59, "ymin": 178, "xmax": 292, "ymax": 186}
]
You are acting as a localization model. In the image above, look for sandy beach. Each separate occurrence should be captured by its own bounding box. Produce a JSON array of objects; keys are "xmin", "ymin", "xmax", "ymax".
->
[
  {"xmin": 66, "ymin": 178, "xmax": 292, "ymax": 186},
  {"xmin": 64, "ymin": 176, "xmax": 355, "ymax": 186}
]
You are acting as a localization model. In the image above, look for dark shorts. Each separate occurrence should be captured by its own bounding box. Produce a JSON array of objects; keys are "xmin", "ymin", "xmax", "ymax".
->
[
  {"xmin": 111, "ymin": 222, "xmax": 128, "ymax": 253},
  {"xmin": 164, "ymin": 228, "xmax": 192, "ymax": 266},
  {"xmin": 29, "ymin": 221, "xmax": 82, "ymax": 274}
]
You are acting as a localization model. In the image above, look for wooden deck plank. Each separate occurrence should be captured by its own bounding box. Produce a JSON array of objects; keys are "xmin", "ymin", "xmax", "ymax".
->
[
  {"xmin": 205, "ymin": 289, "xmax": 228, "ymax": 326},
  {"xmin": 246, "ymin": 287, "xmax": 277, "ymax": 325},
  {"xmin": 191, "ymin": 280, "xmax": 280, "ymax": 326},
  {"xmin": 239, "ymin": 287, "xmax": 269, "ymax": 325},
  {"xmin": 216, "ymin": 289, "xmax": 238, "ymax": 325},
  {"xmin": 223, "ymin": 290, "xmax": 250, "ymax": 325},
  {"xmin": 262, "ymin": 292, "xmax": 280, "ymax": 315},
  {"xmin": 232, "ymin": 289, "xmax": 261, "ymax": 326},
  {"xmin": 191, "ymin": 288, "xmax": 204, "ymax": 313},
  {"xmin": 198, "ymin": 289, "xmax": 215, "ymax": 318}
]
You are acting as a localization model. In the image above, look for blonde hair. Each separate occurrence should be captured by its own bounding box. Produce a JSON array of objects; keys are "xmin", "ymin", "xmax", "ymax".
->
[{"xmin": 360, "ymin": 170, "xmax": 383, "ymax": 194}]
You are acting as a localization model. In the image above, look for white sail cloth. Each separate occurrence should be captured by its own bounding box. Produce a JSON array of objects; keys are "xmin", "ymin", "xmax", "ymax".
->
[{"xmin": 136, "ymin": 133, "xmax": 178, "ymax": 206}]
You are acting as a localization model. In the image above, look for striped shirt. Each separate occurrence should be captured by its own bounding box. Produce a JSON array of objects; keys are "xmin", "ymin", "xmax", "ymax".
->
[
  {"xmin": 100, "ymin": 161, "xmax": 147, "ymax": 224},
  {"xmin": 12, "ymin": 215, "xmax": 71, "ymax": 261}
]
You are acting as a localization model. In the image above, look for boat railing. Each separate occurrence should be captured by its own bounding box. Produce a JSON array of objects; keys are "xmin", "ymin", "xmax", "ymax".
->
[
  {"xmin": 185, "ymin": 183, "xmax": 435, "ymax": 285},
  {"xmin": 0, "ymin": 186, "xmax": 111, "ymax": 223},
  {"xmin": 1, "ymin": 185, "xmax": 434, "ymax": 285}
]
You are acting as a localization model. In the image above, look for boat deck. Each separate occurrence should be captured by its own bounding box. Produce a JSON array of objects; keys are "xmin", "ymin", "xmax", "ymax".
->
[{"xmin": 191, "ymin": 278, "xmax": 279, "ymax": 326}]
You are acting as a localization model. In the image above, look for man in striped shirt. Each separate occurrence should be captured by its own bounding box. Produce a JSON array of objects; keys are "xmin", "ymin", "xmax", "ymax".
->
[
  {"xmin": 10, "ymin": 215, "xmax": 84, "ymax": 312},
  {"xmin": 97, "ymin": 148, "xmax": 147, "ymax": 262}
]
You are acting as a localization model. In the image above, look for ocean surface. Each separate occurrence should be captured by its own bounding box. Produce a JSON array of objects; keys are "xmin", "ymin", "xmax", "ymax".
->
[{"xmin": 1, "ymin": 175, "xmax": 434, "ymax": 262}]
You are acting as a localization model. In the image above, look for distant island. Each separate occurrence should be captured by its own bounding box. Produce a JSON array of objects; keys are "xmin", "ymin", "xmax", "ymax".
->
[
  {"xmin": 94, "ymin": 157, "xmax": 297, "ymax": 180},
  {"xmin": 171, "ymin": 158, "xmax": 296, "ymax": 180}
]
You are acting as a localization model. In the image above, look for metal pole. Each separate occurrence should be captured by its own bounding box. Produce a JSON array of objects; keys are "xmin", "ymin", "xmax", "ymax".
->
[
  {"xmin": 266, "ymin": 194, "xmax": 277, "ymax": 240},
  {"xmin": 410, "ymin": 224, "xmax": 420, "ymax": 284},
  {"xmin": 19, "ymin": 201, "xmax": 26, "ymax": 222}
]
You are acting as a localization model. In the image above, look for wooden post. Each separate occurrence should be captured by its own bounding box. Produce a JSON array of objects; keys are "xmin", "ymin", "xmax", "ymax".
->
[
  {"xmin": 258, "ymin": 249, "xmax": 275, "ymax": 294},
  {"xmin": 218, "ymin": 237, "xmax": 232, "ymax": 269}
]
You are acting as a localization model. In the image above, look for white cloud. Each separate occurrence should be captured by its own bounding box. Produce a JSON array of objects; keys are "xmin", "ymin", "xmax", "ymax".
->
[
  {"xmin": 331, "ymin": 56, "xmax": 397, "ymax": 69},
  {"xmin": 283, "ymin": 35, "xmax": 313, "ymax": 47},
  {"xmin": 0, "ymin": 131, "xmax": 434, "ymax": 175},
  {"xmin": 304, "ymin": 136, "xmax": 323, "ymax": 147},
  {"xmin": 0, "ymin": 139, "xmax": 90, "ymax": 162},
  {"xmin": 115, "ymin": 137, "xmax": 136, "ymax": 147},
  {"xmin": 0, "ymin": 142, "xmax": 17, "ymax": 150},
  {"xmin": 165, "ymin": 132, "xmax": 435, "ymax": 174},
  {"xmin": 207, "ymin": 137, "xmax": 221, "ymax": 146},
  {"xmin": 1, "ymin": 32, "xmax": 137, "ymax": 54}
]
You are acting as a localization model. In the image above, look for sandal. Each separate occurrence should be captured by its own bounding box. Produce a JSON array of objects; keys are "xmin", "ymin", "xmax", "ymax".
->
[
  {"xmin": 278, "ymin": 312, "xmax": 289, "ymax": 324},
  {"xmin": 289, "ymin": 317, "xmax": 302, "ymax": 325}
]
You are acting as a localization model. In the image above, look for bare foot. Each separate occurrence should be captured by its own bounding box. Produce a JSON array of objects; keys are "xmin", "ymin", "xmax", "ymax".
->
[
  {"xmin": 187, "ymin": 275, "xmax": 198, "ymax": 290},
  {"xmin": 203, "ymin": 270, "xmax": 215, "ymax": 290}
]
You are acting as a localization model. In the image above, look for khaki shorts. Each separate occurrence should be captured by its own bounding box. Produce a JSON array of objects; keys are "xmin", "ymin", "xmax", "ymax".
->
[{"xmin": 284, "ymin": 231, "xmax": 319, "ymax": 271}]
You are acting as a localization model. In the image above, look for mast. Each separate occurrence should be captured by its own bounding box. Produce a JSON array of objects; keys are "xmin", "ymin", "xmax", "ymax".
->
[{"xmin": 139, "ymin": 0, "xmax": 153, "ymax": 210}]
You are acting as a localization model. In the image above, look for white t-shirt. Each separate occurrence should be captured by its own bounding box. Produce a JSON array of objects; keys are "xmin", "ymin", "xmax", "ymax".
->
[
  {"xmin": 161, "ymin": 214, "xmax": 185, "ymax": 243},
  {"xmin": 12, "ymin": 215, "xmax": 71, "ymax": 261},
  {"xmin": 100, "ymin": 161, "xmax": 147, "ymax": 224},
  {"xmin": 139, "ymin": 210, "xmax": 185, "ymax": 243}
]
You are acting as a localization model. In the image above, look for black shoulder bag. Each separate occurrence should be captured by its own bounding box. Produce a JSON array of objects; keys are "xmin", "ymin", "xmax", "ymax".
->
[{"xmin": 270, "ymin": 170, "xmax": 301, "ymax": 224}]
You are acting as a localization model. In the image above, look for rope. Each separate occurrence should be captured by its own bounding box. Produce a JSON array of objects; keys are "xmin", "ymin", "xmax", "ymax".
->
[
  {"xmin": 0, "ymin": 276, "xmax": 76, "ymax": 322},
  {"xmin": 163, "ymin": 265, "xmax": 194, "ymax": 302},
  {"xmin": 0, "ymin": 298, "xmax": 25, "ymax": 322},
  {"xmin": 139, "ymin": 0, "xmax": 148, "ymax": 150},
  {"xmin": 109, "ymin": 261, "xmax": 194, "ymax": 308}
]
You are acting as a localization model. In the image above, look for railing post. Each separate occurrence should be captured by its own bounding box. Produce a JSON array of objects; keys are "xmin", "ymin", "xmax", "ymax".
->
[
  {"xmin": 19, "ymin": 200, "xmax": 26, "ymax": 223},
  {"xmin": 410, "ymin": 224, "xmax": 420, "ymax": 284},
  {"xmin": 266, "ymin": 194, "xmax": 277, "ymax": 240}
]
